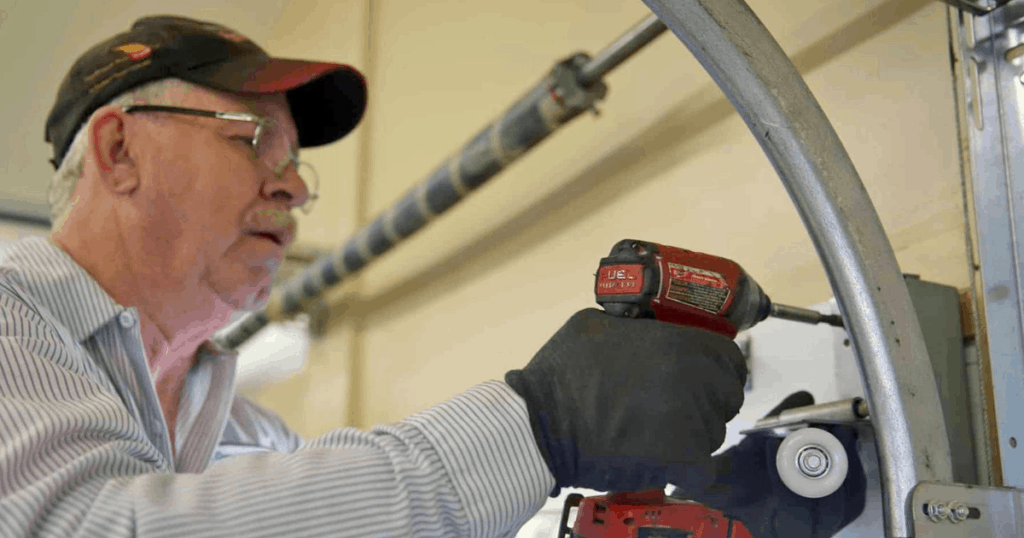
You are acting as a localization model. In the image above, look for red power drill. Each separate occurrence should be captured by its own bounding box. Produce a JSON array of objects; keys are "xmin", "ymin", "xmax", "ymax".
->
[
  {"xmin": 558, "ymin": 490, "xmax": 753, "ymax": 538},
  {"xmin": 595, "ymin": 239, "xmax": 843, "ymax": 338},
  {"xmin": 556, "ymin": 239, "xmax": 844, "ymax": 538}
]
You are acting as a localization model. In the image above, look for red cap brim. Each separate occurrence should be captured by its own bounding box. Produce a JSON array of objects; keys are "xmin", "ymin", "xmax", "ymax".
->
[{"xmin": 237, "ymin": 58, "xmax": 350, "ymax": 94}]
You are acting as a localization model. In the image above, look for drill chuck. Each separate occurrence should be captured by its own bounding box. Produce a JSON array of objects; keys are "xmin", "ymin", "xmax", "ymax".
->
[{"xmin": 770, "ymin": 303, "xmax": 845, "ymax": 327}]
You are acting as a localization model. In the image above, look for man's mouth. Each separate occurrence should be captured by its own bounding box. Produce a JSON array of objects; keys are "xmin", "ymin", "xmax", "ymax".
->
[{"xmin": 244, "ymin": 230, "xmax": 290, "ymax": 247}]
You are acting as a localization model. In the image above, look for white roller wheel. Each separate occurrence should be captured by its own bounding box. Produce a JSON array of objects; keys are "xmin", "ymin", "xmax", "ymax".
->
[{"xmin": 775, "ymin": 427, "xmax": 848, "ymax": 499}]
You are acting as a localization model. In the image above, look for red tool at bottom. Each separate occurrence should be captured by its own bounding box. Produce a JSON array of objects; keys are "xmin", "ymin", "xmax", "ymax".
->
[{"xmin": 558, "ymin": 490, "xmax": 753, "ymax": 538}]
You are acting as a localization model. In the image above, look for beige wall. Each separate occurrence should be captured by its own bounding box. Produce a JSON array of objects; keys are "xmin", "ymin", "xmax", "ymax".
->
[
  {"xmin": 1, "ymin": 0, "xmax": 292, "ymax": 212},
  {"xmin": 242, "ymin": 0, "xmax": 970, "ymax": 438}
]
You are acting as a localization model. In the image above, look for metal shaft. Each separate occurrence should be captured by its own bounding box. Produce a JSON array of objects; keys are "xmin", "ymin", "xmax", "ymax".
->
[
  {"xmin": 641, "ymin": 0, "xmax": 952, "ymax": 535},
  {"xmin": 578, "ymin": 14, "xmax": 668, "ymax": 86},
  {"xmin": 208, "ymin": 16, "xmax": 672, "ymax": 354},
  {"xmin": 770, "ymin": 302, "xmax": 845, "ymax": 327},
  {"xmin": 212, "ymin": 56, "xmax": 607, "ymax": 352},
  {"xmin": 740, "ymin": 397, "xmax": 870, "ymax": 435}
]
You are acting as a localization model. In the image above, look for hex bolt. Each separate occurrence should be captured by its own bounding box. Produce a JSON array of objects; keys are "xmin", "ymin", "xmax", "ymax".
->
[
  {"xmin": 925, "ymin": 501, "xmax": 949, "ymax": 523},
  {"xmin": 948, "ymin": 502, "xmax": 969, "ymax": 523}
]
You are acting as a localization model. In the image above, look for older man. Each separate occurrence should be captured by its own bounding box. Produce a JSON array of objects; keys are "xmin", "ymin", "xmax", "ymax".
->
[{"xmin": 0, "ymin": 15, "xmax": 858, "ymax": 538}]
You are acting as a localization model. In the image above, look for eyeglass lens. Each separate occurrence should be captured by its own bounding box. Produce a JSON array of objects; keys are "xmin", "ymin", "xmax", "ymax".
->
[{"xmin": 254, "ymin": 124, "xmax": 319, "ymax": 213}]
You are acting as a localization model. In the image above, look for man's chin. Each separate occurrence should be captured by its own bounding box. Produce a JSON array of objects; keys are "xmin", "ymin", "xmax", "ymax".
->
[{"xmin": 219, "ymin": 283, "xmax": 272, "ymax": 312}]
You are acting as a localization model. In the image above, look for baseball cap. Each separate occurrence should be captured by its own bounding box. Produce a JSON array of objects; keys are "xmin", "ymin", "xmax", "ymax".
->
[{"xmin": 45, "ymin": 15, "xmax": 367, "ymax": 169}]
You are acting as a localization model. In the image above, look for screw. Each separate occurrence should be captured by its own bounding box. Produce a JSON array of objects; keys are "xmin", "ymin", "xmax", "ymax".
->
[{"xmin": 1011, "ymin": 437, "xmax": 1018, "ymax": 448}]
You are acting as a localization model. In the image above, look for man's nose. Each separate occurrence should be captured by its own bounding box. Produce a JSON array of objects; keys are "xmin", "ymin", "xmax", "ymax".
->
[{"xmin": 261, "ymin": 160, "xmax": 310, "ymax": 210}]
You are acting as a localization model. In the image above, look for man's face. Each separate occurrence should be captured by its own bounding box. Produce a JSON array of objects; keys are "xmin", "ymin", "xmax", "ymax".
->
[{"xmin": 127, "ymin": 86, "xmax": 306, "ymax": 311}]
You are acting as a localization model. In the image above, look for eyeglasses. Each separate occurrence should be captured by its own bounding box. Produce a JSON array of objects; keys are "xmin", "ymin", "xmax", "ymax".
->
[{"xmin": 122, "ymin": 104, "xmax": 320, "ymax": 214}]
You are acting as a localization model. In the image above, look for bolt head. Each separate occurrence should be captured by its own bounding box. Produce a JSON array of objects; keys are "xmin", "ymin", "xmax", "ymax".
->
[{"xmin": 796, "ymin": 446, "xmax": 830, "ymax": 478}]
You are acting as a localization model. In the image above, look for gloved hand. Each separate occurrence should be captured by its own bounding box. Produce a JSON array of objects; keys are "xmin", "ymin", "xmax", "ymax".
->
[
  {"xmin": 668, "ymin": 391, "xmax": 868, "ymax": 538},
  {"xmin": 504, "ymin": 308, "xmax": 747, "ymax": 495}
]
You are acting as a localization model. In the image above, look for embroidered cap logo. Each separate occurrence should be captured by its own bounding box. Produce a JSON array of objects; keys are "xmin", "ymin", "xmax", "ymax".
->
[{"xmin": 116, "ymin": 43, "xmax": 152, "ymax": 61}]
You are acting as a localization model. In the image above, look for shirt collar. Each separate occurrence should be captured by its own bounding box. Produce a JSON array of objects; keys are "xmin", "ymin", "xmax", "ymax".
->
[{"xmin": 0, "ymin": 236, "xmax": 128, "ymax": 342}]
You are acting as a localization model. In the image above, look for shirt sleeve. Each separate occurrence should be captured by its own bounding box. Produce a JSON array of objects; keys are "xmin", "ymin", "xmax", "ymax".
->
[
  {"xmin": 215, "ymin": 395, "xmax": 306, "ymax": 459},
  {"xmin": 0, "ymin": 330, "xmax": 555, "ymax": 537}
]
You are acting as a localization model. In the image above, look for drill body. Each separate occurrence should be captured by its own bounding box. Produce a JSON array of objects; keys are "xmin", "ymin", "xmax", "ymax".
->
[{"xmin": 595, "ymin": 239, "xmax": 772, "ymax": 339}]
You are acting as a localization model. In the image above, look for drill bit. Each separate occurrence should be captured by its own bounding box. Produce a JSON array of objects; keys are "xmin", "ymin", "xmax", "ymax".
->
[{"xmin": 770, "ymin": 303, "xmax": 845, "ymax": 328}]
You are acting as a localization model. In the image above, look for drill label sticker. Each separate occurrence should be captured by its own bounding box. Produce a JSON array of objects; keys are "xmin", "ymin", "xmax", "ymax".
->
[
  {"xmin": 596, "ymin": 264, "xmax": 644, "ymax": 295},
  {"xmin": 665, "ymin": 263, "xmax": 731, "ymax": 314}
]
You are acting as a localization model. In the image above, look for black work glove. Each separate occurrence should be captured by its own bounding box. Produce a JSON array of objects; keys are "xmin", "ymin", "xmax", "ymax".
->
[
  {"xmin": 504, "ymin": 308, "xmax": 747, "ymax": 495},
  {"xmin": 668, "ymin": 391, "xmax": 868, "ymax": 538}
]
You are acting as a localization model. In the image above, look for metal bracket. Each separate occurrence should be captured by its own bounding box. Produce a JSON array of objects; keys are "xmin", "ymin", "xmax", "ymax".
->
[
  {"xmin": 939, "ymin": 0, "xmax": 1011, "ymax": 16},
  {"xmin": 952, "ymin": 0, "xmax": 1024, "ymax": 488},
  {"xmin": 912, "ymin": 482, "xmax": 1024, "ymax": 536}
]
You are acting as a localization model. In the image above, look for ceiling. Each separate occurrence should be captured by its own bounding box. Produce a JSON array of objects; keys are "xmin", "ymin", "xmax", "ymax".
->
[{"xmin": 0, "ymin": 0, "xmax": 292, "ymax": 225}]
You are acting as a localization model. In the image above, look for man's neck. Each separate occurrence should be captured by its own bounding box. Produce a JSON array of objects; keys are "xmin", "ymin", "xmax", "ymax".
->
[
  {"xmin": 138, "ymin": 307, "xmax": 208, "ymax": 382},
  {"xmin": 51, "ymin": 222, "xmax": 231, "ymax": 364},
  {"xmin": 50, "ymin": 223, "xmax": 233, "ymax": 440}
]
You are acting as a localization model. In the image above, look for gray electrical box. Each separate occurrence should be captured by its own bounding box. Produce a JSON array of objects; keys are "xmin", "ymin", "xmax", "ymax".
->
[{"xmin": 903, "ymin": 275, "xmax": 977, "ymax": 485}]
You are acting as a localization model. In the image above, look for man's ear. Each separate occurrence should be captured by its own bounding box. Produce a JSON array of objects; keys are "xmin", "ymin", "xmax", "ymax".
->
[{"xmin": 89, "ymin": 107, "xmax": 138, "ymax": 195}]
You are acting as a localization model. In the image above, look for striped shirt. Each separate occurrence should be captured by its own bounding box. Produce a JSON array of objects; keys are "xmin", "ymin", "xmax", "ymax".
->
[{"xmin": 0, "ymin": 236, "xmax": 554, "ymax": 537}]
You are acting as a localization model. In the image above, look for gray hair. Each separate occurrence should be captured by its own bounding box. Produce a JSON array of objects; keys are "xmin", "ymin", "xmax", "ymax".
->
[{"xmin": 47, "ymin": 78, "xmax": 202, "ymax": 229}]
